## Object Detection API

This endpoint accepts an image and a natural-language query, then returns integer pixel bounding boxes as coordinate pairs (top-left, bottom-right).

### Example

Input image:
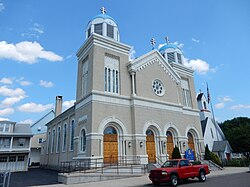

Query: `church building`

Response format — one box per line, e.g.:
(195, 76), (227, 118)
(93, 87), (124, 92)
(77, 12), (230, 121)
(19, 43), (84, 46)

(41, 8), (205, 168)
(197, 93), (232, 161)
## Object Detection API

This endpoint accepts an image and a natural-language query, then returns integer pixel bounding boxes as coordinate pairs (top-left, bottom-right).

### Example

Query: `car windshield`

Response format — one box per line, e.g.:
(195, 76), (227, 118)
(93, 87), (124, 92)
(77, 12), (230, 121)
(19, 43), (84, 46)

(161, 160), (179, 168)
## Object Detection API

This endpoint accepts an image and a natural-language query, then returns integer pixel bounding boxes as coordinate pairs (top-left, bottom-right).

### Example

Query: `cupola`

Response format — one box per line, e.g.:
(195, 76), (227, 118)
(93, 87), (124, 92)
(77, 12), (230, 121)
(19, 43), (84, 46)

(158, 36), (184, 65)
(85, 7), (120, 41)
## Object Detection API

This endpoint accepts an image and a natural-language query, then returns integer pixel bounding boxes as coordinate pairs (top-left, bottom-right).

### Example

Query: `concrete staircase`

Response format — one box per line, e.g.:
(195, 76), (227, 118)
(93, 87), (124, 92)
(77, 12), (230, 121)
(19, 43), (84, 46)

(202, 160), (223, 171)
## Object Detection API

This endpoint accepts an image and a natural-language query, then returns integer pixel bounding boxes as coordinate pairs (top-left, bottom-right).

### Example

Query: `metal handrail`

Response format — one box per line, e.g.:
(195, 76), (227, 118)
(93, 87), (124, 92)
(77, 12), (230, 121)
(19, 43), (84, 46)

(59, 155), (145, 174)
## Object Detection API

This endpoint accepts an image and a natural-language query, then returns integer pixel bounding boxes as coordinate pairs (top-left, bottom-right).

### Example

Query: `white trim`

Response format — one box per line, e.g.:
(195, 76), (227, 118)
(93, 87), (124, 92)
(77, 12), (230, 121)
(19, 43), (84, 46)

(164, 122), (181, 137)
(98, 116), (127, 135)
(128, 50), (181, 84)
(143, 121), (162, 136)
(75, 91), (200, 117)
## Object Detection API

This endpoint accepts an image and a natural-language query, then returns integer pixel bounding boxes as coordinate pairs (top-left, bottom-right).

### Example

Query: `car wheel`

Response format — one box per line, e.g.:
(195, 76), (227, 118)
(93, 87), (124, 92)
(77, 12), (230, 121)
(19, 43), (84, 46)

(199, 171), (206, 182)
(170, 175), (178, 186)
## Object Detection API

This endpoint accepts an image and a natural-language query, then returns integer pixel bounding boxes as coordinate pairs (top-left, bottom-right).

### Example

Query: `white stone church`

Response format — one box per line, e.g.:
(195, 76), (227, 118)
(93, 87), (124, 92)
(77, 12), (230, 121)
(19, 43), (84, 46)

(41, 8), (205, 168)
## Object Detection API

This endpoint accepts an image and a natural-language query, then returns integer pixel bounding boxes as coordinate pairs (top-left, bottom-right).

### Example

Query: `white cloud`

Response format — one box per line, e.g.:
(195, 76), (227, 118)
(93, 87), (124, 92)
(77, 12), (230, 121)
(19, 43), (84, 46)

(230, 104), (250, 110)
(0, 86), (26, 97)
(16, 77), (32, 86)
(0, 77), (13, 84)
(0, 108), (14, 116)
(1, 96), (26, 107)
(184, 58), (210, 74)
(21, 23), (44, 39)
(39, 80), (54, 88)
(215, 96), (233, 109)
(192, 38), (200, 43)
(173, 41), (184, 49)
(19, 119), (33, 125)
(0, 3), (4, 12)
(17, 102), (53, 113)
(63, 100), (75, 110)
(0, 117), (9, 121)
(215, 102), (225, 109)
(32, 23), (44, 34)
(19, 80), (32, 86)
(0, 41), (63, 64)
(219, 96), (233, 103)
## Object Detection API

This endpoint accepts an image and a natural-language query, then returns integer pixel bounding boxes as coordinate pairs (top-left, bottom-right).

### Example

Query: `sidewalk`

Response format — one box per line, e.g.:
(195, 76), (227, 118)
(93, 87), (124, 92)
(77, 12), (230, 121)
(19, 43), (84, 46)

(36, 167), (249, 187)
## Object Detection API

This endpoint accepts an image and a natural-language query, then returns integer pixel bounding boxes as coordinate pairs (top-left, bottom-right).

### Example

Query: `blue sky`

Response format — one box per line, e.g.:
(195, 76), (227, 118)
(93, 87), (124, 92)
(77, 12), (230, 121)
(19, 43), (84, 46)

(0, 0), (249, 124)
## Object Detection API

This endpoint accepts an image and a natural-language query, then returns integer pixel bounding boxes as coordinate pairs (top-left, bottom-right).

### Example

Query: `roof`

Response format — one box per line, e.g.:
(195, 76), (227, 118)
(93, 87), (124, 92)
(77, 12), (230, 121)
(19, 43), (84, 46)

(31, 110), (55, 128)
(158, 43), (182, 53)
(197, 93), (204, 101)
(201, 117), (208, 136)
(212, 140), (232, 152)
(92, 14), (116, 23)
(14, 123), (32, 134)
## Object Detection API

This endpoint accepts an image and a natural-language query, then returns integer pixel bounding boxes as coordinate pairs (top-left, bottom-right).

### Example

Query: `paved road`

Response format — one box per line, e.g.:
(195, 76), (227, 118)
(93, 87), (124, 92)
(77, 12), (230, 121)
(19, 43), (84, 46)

(178, 172), (250, 187)
(9, 167), (249, 187)
(10, 168), (59, 187)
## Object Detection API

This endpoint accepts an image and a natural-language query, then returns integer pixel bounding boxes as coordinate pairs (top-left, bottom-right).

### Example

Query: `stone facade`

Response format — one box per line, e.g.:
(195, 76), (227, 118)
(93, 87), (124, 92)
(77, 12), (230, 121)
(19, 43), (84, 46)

(41, 10), (204, 168)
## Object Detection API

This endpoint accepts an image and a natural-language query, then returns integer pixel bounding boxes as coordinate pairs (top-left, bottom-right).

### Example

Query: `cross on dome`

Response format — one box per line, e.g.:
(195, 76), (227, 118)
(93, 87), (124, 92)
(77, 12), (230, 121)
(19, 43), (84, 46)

(100, 7), (106, 14)
(165, 36), (169, 44)
(150, 38), (156, 49)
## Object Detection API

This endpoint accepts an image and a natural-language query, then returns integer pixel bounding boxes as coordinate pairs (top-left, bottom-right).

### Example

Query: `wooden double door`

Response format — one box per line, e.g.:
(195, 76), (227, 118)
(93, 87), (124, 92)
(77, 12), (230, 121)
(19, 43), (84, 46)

(166, 133), (174, 159)
(146, 134), (156, 163)
(103, 134), (118, 164)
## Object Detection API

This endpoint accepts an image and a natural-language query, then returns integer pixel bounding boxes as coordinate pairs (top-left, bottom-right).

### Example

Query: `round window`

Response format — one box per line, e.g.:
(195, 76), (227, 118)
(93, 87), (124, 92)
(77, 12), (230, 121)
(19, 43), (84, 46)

(152, 79), (165, 96)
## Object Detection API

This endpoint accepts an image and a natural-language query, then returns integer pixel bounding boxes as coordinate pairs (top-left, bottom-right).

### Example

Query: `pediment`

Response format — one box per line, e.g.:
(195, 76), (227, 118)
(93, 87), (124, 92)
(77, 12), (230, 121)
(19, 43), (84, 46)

(128, 50), (181, 84)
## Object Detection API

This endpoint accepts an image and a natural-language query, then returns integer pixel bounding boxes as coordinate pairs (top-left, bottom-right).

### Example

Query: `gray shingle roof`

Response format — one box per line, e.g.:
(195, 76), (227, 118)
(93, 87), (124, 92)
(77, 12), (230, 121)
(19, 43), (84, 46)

(14, 123), (32, 134)
(212, 140), (232, 152)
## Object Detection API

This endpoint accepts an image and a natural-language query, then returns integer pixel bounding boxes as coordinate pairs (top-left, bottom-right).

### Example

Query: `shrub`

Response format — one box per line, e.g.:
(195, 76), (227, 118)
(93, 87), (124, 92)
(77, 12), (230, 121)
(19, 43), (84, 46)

(191, 161), (201, 165)
(204, 144), (211, 160)
(172, 146), (182, 159)
(210, 152), (222, 166)
(226, 159), (250, 167)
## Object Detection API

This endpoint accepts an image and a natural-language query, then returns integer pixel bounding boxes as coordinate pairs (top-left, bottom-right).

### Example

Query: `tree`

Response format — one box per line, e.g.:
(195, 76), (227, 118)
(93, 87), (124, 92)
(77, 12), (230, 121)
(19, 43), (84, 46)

(219, 117), (250, 159)
(204, 144), (211, 160)
(172, 146), (182, 159)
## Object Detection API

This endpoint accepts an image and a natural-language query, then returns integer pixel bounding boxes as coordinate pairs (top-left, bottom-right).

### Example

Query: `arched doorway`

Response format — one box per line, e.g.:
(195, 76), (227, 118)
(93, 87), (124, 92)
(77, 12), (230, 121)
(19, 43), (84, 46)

(146, 129), (156, 163)
(188, 132), (196, 155)
(103, 126), (118, 164)
(166, 131), (174, 159)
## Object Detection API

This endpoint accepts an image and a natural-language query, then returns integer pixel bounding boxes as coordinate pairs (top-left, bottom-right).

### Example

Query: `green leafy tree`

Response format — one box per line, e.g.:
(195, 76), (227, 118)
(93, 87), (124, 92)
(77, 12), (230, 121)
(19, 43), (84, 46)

(172, 146), (182, 159)
(219, 117), (250, 159)
(204, 144), (211, 160)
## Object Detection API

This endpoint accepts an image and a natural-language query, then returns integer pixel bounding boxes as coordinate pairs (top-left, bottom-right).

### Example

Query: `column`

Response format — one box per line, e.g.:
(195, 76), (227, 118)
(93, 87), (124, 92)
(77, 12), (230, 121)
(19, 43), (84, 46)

(131, 72), (136, 96)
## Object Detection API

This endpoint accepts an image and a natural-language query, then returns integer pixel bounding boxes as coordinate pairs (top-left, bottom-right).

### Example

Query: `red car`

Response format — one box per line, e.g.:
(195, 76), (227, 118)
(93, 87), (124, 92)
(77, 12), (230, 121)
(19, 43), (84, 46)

(149, 159), (210, 186)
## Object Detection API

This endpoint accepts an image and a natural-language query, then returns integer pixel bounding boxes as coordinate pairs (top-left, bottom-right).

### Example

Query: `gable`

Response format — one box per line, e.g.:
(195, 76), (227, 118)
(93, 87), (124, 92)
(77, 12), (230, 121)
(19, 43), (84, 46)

(128, 50), (181, 84)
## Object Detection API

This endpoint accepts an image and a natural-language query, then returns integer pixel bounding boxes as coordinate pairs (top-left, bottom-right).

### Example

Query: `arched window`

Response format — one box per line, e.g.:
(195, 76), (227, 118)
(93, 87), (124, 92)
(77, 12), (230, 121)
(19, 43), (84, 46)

(203, 101), (207, 109)
(104, 126), (117, 134)
(70, 120), (75, 151)
(47, 131), (51, 154)
(80, 129), (86, 152)
(146, 129), (154, 136)
(104, 54), (120, 94)
(51, 129), (56, 153)
(56, 126), (61, 153)
(62, 123), (67, 152)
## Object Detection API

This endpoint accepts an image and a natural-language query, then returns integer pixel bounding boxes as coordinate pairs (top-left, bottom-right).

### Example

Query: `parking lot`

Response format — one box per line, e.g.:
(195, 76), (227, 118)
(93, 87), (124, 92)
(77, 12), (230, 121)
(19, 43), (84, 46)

(10, 168), (59, 187)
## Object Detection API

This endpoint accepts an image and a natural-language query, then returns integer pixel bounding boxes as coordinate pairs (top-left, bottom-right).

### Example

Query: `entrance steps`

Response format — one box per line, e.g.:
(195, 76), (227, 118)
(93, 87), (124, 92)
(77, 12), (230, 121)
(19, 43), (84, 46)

(202, 160), (223, 171)
(58, 164), (147, 185)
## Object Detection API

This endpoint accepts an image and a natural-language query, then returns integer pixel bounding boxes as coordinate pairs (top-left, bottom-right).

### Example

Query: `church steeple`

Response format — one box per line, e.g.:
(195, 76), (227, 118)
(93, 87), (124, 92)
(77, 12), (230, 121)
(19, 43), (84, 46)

(85, 7), (120, 41)
(197, 92), (212, 121)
